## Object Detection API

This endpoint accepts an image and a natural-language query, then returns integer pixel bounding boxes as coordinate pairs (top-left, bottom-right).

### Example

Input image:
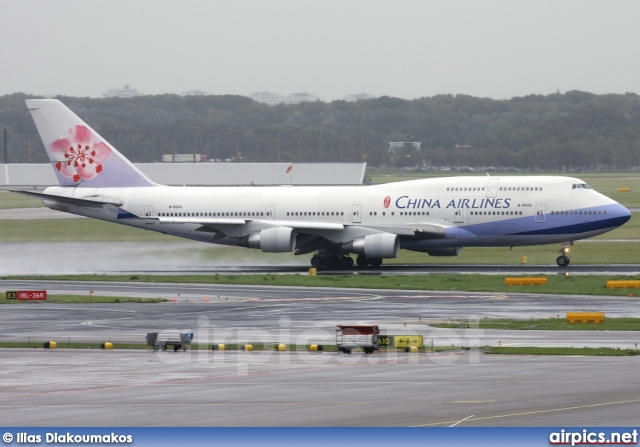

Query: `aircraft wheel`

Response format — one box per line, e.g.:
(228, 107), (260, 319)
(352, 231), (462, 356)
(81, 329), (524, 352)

(356, 254), (369, 267)
(556, 255), (570, 267)
(325, 256), (340, 269)
(340, 256), (354, 269)
(369, 258), (383, 268)
(310, 255), (322, 268)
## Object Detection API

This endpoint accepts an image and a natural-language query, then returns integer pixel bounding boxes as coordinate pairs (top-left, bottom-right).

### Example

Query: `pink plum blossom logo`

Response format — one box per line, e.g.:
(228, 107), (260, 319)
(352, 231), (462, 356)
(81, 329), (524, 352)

(50, 125), (112, 183)
(383, 196), (391, 208)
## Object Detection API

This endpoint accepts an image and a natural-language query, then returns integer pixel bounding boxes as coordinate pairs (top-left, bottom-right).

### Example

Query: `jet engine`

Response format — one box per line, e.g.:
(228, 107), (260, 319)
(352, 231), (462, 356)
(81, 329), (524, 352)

(238, 227), (296, 253)
(342, 233), (400, 258)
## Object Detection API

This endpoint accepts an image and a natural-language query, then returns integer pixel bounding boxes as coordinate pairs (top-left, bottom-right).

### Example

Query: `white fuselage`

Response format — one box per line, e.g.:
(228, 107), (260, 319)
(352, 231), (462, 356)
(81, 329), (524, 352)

(42, 175), (631, 254)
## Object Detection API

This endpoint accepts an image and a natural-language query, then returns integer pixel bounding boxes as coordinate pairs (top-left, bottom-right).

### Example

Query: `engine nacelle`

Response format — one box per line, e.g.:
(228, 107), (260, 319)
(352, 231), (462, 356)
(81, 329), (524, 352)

(425, 247), (461, 257)
(343, 233), (400, 259)
(238, 227), (296, 253)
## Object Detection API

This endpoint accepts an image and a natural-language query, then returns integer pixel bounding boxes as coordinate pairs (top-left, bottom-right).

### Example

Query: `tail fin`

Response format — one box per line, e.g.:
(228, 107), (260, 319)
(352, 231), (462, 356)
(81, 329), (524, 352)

(26, 99), (157, 188)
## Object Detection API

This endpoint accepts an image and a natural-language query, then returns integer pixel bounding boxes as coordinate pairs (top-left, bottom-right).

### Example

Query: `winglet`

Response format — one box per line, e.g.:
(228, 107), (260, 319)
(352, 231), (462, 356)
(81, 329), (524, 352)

(26, 99), (157, 188)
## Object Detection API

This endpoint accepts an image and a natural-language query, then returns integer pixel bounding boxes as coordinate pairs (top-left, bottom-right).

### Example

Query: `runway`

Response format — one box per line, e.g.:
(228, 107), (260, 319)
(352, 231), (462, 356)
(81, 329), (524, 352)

(2, 280), (639, 347)
(1, 280), (640, 426)
(2, 241), (640, 275)
(2, 349), (639, 427)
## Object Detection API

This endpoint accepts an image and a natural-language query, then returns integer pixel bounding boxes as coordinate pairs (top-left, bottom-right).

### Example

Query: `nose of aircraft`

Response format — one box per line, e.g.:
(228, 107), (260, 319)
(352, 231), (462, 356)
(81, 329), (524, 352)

(614, 202), (632, 226)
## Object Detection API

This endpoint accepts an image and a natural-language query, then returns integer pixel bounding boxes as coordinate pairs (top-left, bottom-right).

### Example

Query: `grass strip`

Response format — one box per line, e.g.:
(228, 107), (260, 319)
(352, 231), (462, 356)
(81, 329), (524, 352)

(485, 346), (640, 356)
(0, 294), (167, 304)
(3, 273), (640, 297)
(3, 342), (638, 356)
(0, 341), (463, 353)
(433, 317), (640, 331)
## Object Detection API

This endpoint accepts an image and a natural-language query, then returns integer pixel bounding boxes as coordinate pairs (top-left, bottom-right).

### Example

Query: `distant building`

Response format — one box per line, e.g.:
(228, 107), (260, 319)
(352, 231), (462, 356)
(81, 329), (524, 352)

(250, 91), (319, 105)
(388, 142), (422, 153)
(161, 154), (208, 163)
(249, 91), (284, 105)
(102, 85), (142, 98)
(282, 92), (319, 104)
(181, 90), (211, 96)
(343, 93), (375, 102)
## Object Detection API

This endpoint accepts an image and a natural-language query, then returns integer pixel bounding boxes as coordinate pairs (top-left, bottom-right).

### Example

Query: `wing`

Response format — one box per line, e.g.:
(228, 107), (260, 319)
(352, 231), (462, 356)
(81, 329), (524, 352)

(148, 215), (448, 254)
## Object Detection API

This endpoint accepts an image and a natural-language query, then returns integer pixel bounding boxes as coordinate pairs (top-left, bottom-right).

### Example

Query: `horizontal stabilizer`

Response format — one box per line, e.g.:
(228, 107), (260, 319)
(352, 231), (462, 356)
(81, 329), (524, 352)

(9, 190), (123, 208)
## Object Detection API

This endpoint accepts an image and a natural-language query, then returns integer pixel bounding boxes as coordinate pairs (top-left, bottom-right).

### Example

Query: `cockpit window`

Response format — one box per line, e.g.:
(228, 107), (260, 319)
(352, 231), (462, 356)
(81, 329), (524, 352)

(572, 183), (592, 190)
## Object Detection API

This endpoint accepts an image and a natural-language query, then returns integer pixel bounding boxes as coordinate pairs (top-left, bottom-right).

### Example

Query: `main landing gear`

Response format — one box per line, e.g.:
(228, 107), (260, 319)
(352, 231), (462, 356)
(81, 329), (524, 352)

(356, 254), (382, 268)
(310, 250), (383, 269)
(556, 245), (571, 267)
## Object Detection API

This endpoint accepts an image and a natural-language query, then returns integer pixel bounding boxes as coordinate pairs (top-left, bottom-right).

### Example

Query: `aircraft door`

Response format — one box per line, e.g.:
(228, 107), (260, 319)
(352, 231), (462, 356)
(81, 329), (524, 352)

(454, 208), (465, 224)
(486, 178), (500, 198)
(352, 204), (362, 223)
(143, 205), (155, 224)
(535, 204), (546, 223)
(265, 205), (275, 219)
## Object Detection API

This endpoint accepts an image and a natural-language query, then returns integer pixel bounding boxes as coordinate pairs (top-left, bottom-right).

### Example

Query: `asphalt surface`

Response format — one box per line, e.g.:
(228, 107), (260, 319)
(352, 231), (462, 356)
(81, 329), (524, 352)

(1, 281), (640, 426)
(2, 240), (640, 275)
(2, 349), (639, 427)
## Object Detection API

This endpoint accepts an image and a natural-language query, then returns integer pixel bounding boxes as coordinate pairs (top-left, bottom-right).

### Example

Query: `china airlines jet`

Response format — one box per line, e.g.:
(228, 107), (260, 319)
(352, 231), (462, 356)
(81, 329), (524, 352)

(14, 99), (631, 269)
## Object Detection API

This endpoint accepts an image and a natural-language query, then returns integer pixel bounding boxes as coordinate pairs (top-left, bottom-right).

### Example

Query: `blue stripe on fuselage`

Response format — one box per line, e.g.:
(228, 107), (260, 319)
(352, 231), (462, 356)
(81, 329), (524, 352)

(512, 215), (630, 236)
(458, 205), (630, 237)
(116, 210), (138, 219)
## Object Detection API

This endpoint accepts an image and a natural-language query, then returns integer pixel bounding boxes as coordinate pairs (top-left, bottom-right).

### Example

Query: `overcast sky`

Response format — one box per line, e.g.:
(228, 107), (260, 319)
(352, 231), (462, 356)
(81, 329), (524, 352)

(1, 0), (639, 101)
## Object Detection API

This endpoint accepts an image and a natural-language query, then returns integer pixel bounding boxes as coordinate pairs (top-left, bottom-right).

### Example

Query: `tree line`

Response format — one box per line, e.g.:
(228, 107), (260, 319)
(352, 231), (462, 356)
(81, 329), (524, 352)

(1, 90), (640, 170)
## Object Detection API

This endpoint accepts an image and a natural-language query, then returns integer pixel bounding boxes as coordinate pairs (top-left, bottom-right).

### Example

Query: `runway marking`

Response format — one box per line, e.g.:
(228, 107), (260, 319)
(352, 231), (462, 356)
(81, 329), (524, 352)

(449, 414), (475, 427)
(387, 295), (508, 300)
(258, 296), (378, 302)
(451, 401), (495, 404)
(0, 402), (371, 407)
(412, 396), (640, 427)
(1, 306), (136, 314)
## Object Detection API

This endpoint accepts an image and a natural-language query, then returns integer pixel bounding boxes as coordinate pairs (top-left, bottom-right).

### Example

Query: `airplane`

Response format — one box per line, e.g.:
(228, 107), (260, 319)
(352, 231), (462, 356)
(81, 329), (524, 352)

(12, 99), (632, 269)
